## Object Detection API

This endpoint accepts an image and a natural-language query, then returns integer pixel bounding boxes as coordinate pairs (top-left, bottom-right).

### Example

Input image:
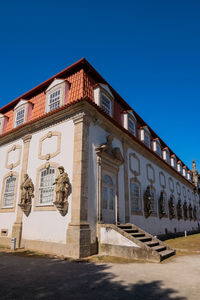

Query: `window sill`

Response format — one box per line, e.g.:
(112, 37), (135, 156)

(34, 203), (56, 211)
(131, 211), (143, 216)
(0, 207), (15, 213)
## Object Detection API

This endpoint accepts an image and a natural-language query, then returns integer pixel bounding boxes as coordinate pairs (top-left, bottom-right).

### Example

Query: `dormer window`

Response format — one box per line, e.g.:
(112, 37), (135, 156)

(153, 138), (162, 157)
(162, 147), (170, 164)
(140, 126), (151, 148)
(0, 114), (8, 134)
(122, 110), (136, 136)
(177, 161), (183, 174)
(171, 155), (177, 170)
(183, 166), (187, 177)
(187, 171), (192, 181)
(94, 84), (114, 117)
(13, 99), (32, 128)
(45, 79), (70, 113)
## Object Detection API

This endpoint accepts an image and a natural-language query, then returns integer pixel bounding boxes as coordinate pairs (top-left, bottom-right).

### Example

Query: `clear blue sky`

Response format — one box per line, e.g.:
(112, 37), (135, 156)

(0, 0), (200, 170)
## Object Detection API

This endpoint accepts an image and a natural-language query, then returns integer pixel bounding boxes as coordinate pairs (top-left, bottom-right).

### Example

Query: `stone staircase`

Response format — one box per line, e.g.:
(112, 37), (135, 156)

(118, 224), (175, 261)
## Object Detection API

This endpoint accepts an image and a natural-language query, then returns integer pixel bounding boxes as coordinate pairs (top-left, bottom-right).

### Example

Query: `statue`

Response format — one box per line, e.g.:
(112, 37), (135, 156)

(159, 191), (166, 218)
(177, 199), (183, 220)
(53, 166), (71, 216)
(144, 186), (152, 218)
(20, 174), (34, 205)
(168, 195), (175, 219)
(192, 159), (199, 188)
(19, 174), (34, 216)
(183, 200), (188, 220)
(189, 203), (193, 220)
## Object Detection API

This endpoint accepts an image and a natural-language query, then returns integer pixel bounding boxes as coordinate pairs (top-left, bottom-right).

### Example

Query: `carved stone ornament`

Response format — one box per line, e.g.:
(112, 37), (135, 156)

(53, 166), (71, 216)
(177, 199), (183, 220)
(168, 196), (175, 220)
(189, 203), (193, 220)
(192, 159), (199, 188)
(193, 205), (197, 221)
(159, 191), (166, 219)
(18, 174), (34, 217)
(183, 200), (188, 220)
(144, 186), (152, 218)
(95, 135), (124, 166)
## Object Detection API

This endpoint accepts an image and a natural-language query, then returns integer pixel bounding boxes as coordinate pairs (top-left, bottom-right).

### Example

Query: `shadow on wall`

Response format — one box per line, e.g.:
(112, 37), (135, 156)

(0, 253), (186, 300)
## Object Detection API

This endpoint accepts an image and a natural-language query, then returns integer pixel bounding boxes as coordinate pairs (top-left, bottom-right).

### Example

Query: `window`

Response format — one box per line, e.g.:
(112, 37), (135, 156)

(153, 139), (162, 157)
(128, 118), (136, 136)
(3, 176), (16, 207)
(144, 133), (151, 148)
(177, 161), (182, 174)
(150, 188), (157, 213)
(38, 167), (55, 205)
(102, 175), (114, 210)
(130, 181), (140, 212)
(101, 94), (112, 116)
(49, 89), (61, 111)
(15, 109), (25, 127)
(171, 155), (177, 170)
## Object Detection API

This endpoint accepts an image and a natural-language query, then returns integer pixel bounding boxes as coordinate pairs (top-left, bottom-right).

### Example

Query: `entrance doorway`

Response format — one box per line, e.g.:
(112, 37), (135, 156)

(102, 174), (115, 223)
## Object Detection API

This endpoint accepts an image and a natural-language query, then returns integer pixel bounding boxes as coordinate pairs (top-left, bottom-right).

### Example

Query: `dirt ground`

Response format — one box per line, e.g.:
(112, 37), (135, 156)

(0, 250), (199, 300)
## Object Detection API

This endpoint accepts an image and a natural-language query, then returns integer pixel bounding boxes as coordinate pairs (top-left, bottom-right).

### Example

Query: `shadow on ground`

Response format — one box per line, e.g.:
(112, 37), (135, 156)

(0, 252), (186, 300)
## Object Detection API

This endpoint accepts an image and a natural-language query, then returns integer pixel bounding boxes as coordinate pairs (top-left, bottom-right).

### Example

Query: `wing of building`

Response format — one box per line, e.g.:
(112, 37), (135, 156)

(0, 58), (199, 261)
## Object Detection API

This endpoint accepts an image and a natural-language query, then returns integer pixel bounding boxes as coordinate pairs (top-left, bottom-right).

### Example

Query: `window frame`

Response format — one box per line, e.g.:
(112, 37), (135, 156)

(100, 92), (113, 116)
(38, 167), (56, 206)
(45, 79), (68, 113)
(13, 100), (29, 128)
(140, 126), (151, 148)
(130, 178), (142, 214)
(0, 172), (19, 213)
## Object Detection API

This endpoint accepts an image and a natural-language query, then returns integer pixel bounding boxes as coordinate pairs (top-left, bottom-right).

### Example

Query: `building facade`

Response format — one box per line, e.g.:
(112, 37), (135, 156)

(0, 58), (199, 258)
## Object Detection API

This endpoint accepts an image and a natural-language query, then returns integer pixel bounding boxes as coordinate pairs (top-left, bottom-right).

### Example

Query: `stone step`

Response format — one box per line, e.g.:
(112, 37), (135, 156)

(160, 249), (176, 261)
(138, 236), (152, 242)
(131, 232), (145, 238)
(118, 225), (132, 230)
(124, 229), (138, 234)
(145, 241), (160, 247)
(152, 245), (166, 252)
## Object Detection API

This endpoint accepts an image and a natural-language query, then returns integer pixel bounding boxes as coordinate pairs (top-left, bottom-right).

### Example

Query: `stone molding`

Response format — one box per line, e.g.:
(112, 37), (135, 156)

(129, 152), (140, 176)
(146, 163), (155, 184)
(0, 171), (19, 213)
(38, 131), (61, 160)
(5, 145), (22, 170)
(168, 177), (174, 193)
(159, 171), (166, 188)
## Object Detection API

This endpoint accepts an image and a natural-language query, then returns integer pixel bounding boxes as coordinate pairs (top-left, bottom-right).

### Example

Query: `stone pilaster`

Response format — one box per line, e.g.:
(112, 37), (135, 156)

(66, 112), (91, 258)
(122, 141), (130, 223)
(12, 134), (32, 248)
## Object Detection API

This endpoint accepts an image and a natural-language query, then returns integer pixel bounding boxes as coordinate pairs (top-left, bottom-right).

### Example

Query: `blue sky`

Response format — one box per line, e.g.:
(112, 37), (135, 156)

(0, 0), (200, 170)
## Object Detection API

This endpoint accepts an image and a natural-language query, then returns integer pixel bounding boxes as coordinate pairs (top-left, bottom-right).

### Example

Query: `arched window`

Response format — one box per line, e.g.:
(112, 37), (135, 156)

(102, 175), (114, 210)
(38, 167), (55, 205)
(130, 180), (141, 213)
(150, 188), (157, 213)
(3, 176), (16, 207)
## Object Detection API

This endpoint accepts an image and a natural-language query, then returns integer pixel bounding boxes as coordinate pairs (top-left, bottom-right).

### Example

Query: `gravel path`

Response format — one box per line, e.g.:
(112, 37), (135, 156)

(0, 252), (199, 299)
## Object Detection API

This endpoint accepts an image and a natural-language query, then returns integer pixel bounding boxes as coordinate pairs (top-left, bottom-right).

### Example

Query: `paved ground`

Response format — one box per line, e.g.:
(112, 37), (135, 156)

(0, 252), (199, 299)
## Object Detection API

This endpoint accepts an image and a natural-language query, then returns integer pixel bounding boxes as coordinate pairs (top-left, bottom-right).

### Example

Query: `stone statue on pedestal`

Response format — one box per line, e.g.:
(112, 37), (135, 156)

(168, 195), (175, 219)
(144, 186), (152, 218)
(19, 174), (34, 216)
(159, 191), (166, 218)
(183, 200), (188, 220)
(177, 199), (183, 220)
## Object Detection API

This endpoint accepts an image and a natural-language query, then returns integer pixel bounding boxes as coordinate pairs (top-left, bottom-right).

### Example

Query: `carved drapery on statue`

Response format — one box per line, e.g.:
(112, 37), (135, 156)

(183, 200), (188, 220)
(144, 186), (152, 218)
(53, 166), (71, 216)
(189, 203), (193, 220)
(159, 191), (166, 218)
(177, 199), (183, 220)
(18, 174), (34, 216)
(168, 196), (175, 219)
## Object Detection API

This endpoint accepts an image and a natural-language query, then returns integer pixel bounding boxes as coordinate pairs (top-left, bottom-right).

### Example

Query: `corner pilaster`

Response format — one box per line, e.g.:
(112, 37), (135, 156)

(122, 141), (130, 223)
(12, 134), (32, 248)
(66, 112), (91, 258)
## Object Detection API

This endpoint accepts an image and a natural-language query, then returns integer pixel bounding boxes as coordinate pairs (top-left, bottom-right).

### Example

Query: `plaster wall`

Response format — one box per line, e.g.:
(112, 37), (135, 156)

(0, 139), (23, 237)
(22, 120), (74, 243)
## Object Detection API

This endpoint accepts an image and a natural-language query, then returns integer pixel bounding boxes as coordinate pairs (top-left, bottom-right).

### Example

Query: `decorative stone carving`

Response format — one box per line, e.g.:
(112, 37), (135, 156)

(144, 186), (152, 218)
(177, 199), (183, 220)
(159, 191), (166, 219)
(193, 205), (197, 221)
(189, 203), (193, 220)
(183, 200), (188, 220)
(18, 174), (34, 217)
(95, 135), (124, 165)
(53, 166), (71, 216)
(38, 131), (61, 161)
(168, 196), (175, 219)
(5, 144), (22, 170)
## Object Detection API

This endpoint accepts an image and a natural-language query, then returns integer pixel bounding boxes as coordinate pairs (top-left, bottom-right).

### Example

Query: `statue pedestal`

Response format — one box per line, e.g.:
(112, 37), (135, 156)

(53, 200), (69, 216)
(18, 203), (31, 217)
